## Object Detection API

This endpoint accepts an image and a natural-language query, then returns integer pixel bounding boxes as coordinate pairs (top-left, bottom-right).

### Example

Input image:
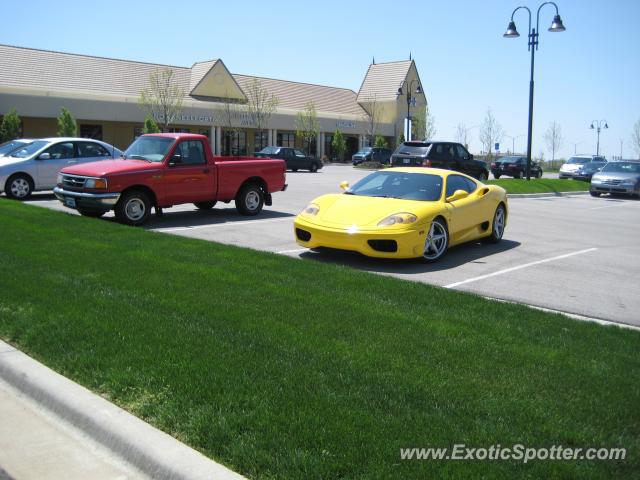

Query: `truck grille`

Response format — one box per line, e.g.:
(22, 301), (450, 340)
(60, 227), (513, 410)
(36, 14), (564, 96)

(61, 174), (88, 189)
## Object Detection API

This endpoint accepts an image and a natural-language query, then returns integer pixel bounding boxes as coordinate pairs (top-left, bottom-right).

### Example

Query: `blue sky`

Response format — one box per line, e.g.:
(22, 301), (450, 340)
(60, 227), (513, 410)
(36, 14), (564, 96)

(3, 0), (639, 158)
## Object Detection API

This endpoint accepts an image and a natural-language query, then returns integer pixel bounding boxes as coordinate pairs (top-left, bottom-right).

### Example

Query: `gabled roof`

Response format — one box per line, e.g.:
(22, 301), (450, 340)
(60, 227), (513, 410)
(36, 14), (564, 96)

(356, 60), (413, 103)
(190, 59), (246, 100)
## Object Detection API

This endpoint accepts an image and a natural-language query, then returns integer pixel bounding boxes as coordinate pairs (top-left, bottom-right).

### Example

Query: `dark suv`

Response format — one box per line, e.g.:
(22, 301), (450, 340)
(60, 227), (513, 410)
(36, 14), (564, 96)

(352, 147), (393, 165)
(491, 156), (543, 179)
(390, 141), (489, 180)
(255, 146), (322, 172)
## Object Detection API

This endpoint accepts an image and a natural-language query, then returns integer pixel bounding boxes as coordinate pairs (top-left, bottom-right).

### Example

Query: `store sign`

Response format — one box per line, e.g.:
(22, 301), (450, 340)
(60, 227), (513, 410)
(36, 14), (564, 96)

(337, 120), (356, 129)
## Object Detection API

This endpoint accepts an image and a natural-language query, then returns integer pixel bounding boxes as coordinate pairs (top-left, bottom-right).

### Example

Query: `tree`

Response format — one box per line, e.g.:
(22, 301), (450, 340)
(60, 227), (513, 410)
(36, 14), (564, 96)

(543, 121), (564, 162)
(295, 101), (320, 156)
(631, 118), (640, 159)
(455, 122), (470, 149)
(360, 95), (383, 146)
(0, 108), (21, 142)
(57, 107), (77, 137)
(139, 68), (185, 132)
(142, 114), (160, 134)
(412, 104), (436, 141)
(243, 78), (279, 151)
(479, 108), (504, 159)
(374, 135), (387, 148)
(214, 94), (244, 155)
(331, 129), (346, 162)
(397, 133), (405, 146)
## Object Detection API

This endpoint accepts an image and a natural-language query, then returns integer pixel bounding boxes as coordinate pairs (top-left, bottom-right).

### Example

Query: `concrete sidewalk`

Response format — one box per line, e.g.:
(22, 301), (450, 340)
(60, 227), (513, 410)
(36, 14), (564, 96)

(0, 340), (245, 480)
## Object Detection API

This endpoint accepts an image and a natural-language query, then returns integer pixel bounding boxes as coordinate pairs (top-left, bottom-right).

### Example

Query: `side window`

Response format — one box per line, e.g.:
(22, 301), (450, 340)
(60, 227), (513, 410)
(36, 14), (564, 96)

(445, 144), (456, 160)
(428, 144), (444, 160)
(77, 142), (110, 158)
(446, 175), (475, 197)
(455, 145), (469, 159)
(294, 149), (306, 157)
(44, 142), (75, 160)
(175, 140), (205, 165)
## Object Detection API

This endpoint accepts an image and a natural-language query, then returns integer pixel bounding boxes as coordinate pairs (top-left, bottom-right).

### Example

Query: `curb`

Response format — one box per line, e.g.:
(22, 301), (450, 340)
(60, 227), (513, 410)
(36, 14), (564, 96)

(507, 191), (589, 198)
(0, 340), (246, 480)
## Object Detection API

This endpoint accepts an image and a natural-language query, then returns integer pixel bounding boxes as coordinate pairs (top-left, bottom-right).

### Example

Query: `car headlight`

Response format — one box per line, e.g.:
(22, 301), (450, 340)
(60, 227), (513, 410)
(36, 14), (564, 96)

(85, 178), (108, 189)
(301, 203), (320, 216)
(377, 212), (417, 226)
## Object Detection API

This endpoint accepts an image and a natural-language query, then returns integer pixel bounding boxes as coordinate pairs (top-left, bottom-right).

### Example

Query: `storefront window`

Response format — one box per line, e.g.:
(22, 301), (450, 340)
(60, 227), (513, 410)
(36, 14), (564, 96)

(80, 124), (103, 140)
(222, 130), (246, 156)
(277, 132), (295, 148)
(254, 130), (268, 152)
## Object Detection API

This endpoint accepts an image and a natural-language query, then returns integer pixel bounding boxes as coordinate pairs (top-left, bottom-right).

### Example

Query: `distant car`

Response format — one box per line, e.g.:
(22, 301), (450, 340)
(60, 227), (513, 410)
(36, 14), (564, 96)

(573, 160), (607, 182)
(590, 161), (640, 197)
(352, 147), (393, 165)
(0, 139), (32, 157)
(559, 155), (606, 179)
(491, 156), (543, 179)
(0, 138), (122, 199)
(390, 141), (489, 180)
(255, 146), (322, 172)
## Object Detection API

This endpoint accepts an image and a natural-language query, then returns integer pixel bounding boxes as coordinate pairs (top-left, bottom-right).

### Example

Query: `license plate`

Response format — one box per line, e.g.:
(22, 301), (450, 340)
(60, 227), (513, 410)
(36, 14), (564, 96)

(64, 197), (76, 208)
(403, 158), (410, 164)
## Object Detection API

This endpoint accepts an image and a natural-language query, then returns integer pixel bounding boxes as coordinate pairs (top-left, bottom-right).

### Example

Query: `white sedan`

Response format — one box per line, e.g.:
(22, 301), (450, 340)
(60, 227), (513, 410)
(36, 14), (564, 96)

(0, 137), (122, 199)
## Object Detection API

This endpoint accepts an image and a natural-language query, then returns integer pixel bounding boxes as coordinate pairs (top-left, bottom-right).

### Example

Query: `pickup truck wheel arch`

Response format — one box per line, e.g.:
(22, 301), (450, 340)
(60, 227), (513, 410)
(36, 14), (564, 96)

(115, 189), (152, 226)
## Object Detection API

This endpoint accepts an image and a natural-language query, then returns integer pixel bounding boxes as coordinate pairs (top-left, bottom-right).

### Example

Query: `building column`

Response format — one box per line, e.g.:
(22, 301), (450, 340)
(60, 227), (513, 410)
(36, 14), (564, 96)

(209, 126), (216, 155)
(319, 132), (325, 158)
(267, 129), (273, 146)
(273, 129), (278, 145)
(316, 132), (322, 158)
(358, 134), (364, 150)
(215, 126), (222, 155)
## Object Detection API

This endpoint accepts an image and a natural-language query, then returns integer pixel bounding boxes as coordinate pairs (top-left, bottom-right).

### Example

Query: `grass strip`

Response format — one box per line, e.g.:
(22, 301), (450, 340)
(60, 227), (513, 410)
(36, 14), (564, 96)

(487, 178), (589, 194)
(0, 200), (638, 479)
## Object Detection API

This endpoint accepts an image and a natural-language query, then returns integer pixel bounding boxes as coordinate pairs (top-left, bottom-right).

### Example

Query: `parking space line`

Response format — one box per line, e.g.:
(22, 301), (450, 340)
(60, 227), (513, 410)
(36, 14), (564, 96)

(152, 217), (293, 232)
(276, 248), (308, 254)
(444, 248), (598, 289)
(590, 202), (639, 210)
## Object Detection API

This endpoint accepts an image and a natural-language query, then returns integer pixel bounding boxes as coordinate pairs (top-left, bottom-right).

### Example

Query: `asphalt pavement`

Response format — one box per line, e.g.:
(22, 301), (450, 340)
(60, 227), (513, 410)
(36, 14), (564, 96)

(22, 165), (640, 327)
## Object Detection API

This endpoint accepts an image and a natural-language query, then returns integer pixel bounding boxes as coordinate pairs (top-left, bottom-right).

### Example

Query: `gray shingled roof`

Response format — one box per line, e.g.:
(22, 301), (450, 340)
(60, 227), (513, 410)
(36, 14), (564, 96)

(0, 44), (366, 116)
(356, 60), (413, 103)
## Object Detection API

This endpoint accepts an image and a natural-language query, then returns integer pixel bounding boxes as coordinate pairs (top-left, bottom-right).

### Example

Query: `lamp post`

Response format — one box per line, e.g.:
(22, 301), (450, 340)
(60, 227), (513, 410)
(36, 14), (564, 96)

(571, 141), (583, 154)
(397, 80), (423, 141)
(504, 134), (525, 154)
(590, 119), (608, 156)
(503, 2), (566, 180)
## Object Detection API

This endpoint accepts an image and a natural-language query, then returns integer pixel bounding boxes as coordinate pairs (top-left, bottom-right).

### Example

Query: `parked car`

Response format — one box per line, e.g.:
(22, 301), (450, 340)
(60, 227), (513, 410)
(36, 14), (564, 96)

(0, 138), (122, 199)
(0, 139), (32, 157)
(559, 155), (606, 179)
(490, 156), (543, 179)
(352, 147), (393, 165)
(54, 134), (288, 225)
(294, 167), (507, 262)
(255, 146), (322, 172)
(390, 141), (489, 180)
(590, 161), (640, 197)
(573, 160), (607, 182)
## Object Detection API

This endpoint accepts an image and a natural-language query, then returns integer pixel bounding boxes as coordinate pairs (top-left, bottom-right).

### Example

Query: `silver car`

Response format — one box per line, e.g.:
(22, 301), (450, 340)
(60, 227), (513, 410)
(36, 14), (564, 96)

(0, 137), (122, 199)
(559, 155), (606, 179)
(590, 161), (640, 197)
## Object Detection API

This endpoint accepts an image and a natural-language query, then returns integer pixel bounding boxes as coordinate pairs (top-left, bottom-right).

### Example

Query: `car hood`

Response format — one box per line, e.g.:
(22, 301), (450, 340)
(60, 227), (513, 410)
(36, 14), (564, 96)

(592, 172), (640, 182)
(560, 163), (583, 172)
(60, 159), (162, 177)
(0, 156), (28, 168)
(303, 193), (440, 229)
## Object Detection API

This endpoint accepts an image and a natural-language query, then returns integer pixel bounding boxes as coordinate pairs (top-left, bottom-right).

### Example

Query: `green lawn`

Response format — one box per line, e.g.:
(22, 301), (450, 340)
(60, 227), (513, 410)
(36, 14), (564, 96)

(487, 178), (589, 194)
(0, 200), (638, 479)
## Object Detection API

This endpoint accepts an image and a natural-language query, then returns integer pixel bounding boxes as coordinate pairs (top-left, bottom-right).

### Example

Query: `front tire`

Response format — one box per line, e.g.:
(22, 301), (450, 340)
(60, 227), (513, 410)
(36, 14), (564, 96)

(486, 204), (506, 243)
(310, 163), (319, 173)
(115, 190), (151, 226)
(477, 171), (488, 181)
(590, 190), (601, 197)
(421, 218), (449, 263)
(235, 184), (264, 216)
(536, 170), (543, 178)
(78, 208), (106, 218)
(494, 174), (501, 179)
(5, 174), (34, 200)
(194, 201), (217, 210)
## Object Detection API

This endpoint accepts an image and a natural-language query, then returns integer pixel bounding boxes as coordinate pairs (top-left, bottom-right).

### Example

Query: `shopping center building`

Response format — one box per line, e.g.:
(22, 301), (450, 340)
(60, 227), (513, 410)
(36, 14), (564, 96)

(0, 44), (426, 159)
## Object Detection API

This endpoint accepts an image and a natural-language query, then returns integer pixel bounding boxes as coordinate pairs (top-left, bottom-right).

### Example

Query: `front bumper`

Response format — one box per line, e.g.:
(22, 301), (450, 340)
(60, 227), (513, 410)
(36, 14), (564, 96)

(53, 187), (121, 210)
(590, 183), (638, 195)
(294, 216), (428, 259)
(558, 171), (576, 179)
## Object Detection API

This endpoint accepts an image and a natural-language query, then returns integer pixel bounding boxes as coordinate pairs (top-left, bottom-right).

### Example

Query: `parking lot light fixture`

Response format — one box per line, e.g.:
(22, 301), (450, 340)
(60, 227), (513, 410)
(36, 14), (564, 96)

(397, 80), (423, 141)
(590, 119), (609, 156)
(503, 2), (566, 180)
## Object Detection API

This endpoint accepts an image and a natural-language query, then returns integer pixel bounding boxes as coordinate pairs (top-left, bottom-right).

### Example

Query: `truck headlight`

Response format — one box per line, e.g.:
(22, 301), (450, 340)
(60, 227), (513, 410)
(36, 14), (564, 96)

(85, 178), (108, 189)
(378, 212), (417, 226)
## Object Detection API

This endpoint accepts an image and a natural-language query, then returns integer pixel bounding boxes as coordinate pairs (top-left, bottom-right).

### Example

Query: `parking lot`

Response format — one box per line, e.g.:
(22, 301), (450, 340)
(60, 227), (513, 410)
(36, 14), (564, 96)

(24, 165), (640, 327)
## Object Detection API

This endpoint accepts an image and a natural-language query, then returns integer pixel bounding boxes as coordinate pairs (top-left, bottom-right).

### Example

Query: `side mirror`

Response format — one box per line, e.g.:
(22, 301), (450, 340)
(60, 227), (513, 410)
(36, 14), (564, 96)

(38, 152), (51, 160)
(340, 180), (350, 191)
(446, 189), (469, 203)
(169, 153), (182, 166)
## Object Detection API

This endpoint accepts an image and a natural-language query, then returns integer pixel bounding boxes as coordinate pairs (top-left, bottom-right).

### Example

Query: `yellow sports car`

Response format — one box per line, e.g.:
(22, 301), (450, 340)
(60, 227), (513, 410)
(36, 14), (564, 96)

(294, 167), (508, 262)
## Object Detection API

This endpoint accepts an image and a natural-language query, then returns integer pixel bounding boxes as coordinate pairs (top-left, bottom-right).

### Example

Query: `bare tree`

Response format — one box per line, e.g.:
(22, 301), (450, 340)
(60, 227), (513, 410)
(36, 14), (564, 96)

(455, 122), (469, 149)
(360, 95), (383, 146)
(479, 109), (504, 158)
(213, 94), (243, 155)
(543, 121), (564, 162)
(412, 104), (436, 141)
(295, 101), (320, 156)
(139, 68), (185, 132)
(631, 118), (640, 159)
(243, 78), (279, 150)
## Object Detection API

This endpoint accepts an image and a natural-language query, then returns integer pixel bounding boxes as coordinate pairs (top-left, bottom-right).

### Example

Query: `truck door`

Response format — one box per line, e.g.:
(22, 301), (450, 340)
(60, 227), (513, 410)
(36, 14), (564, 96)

(163, 139), (217, 204)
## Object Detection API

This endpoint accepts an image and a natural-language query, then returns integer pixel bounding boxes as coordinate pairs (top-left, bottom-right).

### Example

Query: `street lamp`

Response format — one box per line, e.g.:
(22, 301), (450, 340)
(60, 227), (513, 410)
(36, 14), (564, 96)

(504, 134), (525, 154)
(571, 141), (583, 154)
(503, 2), (566, 180)
(397, 80), (423, 141)
(590, 119), (608, 156)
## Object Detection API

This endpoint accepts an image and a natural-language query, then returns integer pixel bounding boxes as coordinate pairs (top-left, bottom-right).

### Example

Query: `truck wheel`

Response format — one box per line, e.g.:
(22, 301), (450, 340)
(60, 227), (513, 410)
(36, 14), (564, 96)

(494, 174), (501, 179)
(477, 171), (488, 181)
(310, 163), (318, 173)
(78, 208), (106, 218)
(194, 201), (217, 210)
(236, 184), (264, 216)
(115, 190), (151, 226)
(5, 174), (34, 200)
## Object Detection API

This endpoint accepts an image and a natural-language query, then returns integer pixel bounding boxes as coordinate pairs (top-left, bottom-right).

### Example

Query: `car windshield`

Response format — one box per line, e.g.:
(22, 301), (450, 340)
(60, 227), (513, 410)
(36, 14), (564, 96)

(601, 162), (640, 174)
(567, 157), (589, 164)
(582, 162), (606, 171)
(355, 148), (373, 155)
(0, 140), (29, 156)
(346, 171), (443, 201)
(259, 146), (279, 154)
(10, 140), (49, 158)
(393, 142), (431, 156)
(124, 136), (175, 162)
(497, 156), (521, 163)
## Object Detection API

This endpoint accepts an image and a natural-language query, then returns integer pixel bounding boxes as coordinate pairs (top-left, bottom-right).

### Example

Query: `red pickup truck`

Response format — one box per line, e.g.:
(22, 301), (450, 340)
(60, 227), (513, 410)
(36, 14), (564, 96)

(54, 133), (287, 225)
